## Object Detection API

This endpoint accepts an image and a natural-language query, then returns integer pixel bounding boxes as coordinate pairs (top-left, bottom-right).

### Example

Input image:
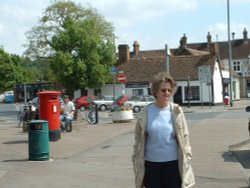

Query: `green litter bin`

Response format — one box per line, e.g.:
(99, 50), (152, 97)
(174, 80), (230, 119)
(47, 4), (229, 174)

(28, 120), (49, 161)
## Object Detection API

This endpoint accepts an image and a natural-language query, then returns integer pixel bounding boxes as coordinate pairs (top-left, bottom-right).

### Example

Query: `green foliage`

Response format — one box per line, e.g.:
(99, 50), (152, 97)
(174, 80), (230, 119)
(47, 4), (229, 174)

(20, 57), (55, 83)
(25, 0), (116, 92)
(0, 48), (27, 93)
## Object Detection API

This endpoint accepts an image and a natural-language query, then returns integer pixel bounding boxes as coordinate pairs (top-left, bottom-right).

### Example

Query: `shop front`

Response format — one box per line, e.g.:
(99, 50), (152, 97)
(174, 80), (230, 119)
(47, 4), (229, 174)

(14, 83), (56, 102)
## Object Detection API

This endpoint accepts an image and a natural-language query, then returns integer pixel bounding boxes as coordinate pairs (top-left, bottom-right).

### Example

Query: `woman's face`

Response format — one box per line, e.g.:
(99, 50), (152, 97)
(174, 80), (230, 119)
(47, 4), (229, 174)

(155, 82), (172, 102)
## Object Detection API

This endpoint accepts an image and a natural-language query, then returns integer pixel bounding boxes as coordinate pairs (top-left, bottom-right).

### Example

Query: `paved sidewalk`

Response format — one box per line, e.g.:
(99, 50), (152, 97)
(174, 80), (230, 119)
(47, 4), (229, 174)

(0, 100), (250, 187)
(190, 111), (250, 187)
(189, 100), (250, 187)
(0, 120), (136, 188)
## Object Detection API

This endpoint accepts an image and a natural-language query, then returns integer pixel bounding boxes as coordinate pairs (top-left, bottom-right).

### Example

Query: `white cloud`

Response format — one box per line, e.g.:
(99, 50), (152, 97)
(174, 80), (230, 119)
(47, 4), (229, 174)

(202, 0), (250, 5)
(0, 0), (47, 25)
(86, 0), (200, 50)
(208, 23), (249, 41)
(85, 0), (198, 28)
(1, 0), (250, 55)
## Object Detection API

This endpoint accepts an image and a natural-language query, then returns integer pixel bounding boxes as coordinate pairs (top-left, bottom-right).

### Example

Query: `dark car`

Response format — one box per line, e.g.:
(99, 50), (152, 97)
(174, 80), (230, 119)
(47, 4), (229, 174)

(246, 106), (250, 137)
(74, 96), (94, 111)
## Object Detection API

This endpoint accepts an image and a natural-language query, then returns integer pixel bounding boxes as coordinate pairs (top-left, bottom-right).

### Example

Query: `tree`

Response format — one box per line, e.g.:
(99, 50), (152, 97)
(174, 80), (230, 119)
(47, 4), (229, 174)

(0, 48), (27, 93)
(20, 57), (55, 83)
(25, 1), (116, 93)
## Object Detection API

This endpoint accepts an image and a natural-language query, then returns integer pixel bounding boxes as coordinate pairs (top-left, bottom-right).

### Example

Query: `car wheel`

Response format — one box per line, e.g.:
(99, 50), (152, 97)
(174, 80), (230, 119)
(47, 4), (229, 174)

(133, 106), (141, 113)
(99, 105), (107, 111)
(80, 106), (86, 111)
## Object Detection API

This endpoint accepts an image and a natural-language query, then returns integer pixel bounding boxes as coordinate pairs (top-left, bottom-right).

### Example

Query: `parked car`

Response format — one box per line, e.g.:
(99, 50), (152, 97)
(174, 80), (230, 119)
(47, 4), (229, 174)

(4, 95), (14, 103)
(246, 106), (250, 137)
(1, 91), (14, 103)
(0, 94), (4, 102)
(113, 95), (129, 107)
(28, 97), (39, 109)
(125, 95), (155, 113)
(94, 96), (114, 111)
(73, 96), (94, 111)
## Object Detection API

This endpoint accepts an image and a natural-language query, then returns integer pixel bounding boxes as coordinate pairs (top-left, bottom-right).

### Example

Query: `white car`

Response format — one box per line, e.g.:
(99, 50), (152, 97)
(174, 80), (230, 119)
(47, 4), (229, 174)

(0, 94), (4, 102)
(94, 96), (115, 111)
(0, 91), (14, 102)
(125, 95), (155, 113)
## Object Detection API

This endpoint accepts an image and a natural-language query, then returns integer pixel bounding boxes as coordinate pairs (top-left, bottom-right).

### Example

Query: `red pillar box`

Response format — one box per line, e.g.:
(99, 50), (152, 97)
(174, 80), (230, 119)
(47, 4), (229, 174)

(224, 96), (229, 106)
(37, 91), (61, 141)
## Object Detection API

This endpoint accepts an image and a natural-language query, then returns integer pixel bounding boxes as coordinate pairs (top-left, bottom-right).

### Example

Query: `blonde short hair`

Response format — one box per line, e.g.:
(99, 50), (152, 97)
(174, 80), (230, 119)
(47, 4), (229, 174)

(150, 72), (177, 98)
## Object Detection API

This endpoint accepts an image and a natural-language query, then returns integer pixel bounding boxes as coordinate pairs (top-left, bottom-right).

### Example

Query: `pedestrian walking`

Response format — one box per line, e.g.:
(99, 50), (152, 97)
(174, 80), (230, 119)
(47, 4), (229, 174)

(132, 72), (195, 188)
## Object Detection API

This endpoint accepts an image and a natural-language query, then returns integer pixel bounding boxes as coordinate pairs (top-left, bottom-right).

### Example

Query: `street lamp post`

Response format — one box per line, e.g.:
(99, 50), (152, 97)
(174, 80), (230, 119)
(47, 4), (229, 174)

(187, 76), (191, 108)
(246, 55), (250, 97)
(111, 66), (117, 102)
(24, 83), (27, 104)
(165, 44), (170, 74)
(227, 0), (233, 107)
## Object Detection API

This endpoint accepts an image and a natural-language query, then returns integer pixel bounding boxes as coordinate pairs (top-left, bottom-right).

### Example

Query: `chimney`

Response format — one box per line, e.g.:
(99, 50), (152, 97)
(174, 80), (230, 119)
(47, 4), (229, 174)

(179, 34), (187, 48)
(133, 41), (140, 55)
(207, 32), (212, 44)
(209, 43), (218, 55)
(243, 28), (248, 41)
(118, 45), (130, 63)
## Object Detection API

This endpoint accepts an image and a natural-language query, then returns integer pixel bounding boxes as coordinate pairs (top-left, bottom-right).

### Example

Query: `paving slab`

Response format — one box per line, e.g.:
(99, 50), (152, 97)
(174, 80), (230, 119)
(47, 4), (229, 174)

(1, 100), (250, 187)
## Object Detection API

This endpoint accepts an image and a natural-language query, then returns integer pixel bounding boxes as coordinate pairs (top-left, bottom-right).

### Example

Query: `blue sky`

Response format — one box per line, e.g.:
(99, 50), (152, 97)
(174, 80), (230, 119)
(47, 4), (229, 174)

(0, 0), (250, 55)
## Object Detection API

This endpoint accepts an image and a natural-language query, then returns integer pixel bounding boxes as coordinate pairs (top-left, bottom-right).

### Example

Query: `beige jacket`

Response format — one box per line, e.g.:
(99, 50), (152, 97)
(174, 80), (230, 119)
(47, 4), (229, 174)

(132, 102), (195, 188)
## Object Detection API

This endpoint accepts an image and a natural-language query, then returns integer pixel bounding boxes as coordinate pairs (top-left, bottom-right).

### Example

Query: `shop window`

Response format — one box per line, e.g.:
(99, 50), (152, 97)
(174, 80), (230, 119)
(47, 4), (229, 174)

(185, 86), (200, 100)
(132, 89), (143, 96)
(94, 89), (102, 96)
(81, 89), (88, 96)
(247, 80), (250, 91)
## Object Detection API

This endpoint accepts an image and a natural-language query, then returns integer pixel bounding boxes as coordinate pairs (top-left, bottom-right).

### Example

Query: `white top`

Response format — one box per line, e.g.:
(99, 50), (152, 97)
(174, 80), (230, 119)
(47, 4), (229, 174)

(144, 103), (178, 162)
(61, 101), (75, 118)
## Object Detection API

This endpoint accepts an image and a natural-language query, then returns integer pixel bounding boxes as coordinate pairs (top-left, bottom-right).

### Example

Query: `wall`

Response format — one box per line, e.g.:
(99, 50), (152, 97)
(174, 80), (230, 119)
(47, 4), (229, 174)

(79, 78), (223, 104)
(233, 77), (240, 100)
(100, 84), (150, 97)
(78, 62), (225, 104)
(177, 80), (212, 104)
(213, 62), (223, 103)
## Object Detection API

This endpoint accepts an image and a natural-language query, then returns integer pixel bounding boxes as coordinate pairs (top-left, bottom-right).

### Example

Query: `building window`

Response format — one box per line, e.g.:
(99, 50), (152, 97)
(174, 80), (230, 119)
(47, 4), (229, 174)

(148, 88), (151, 96)
(241, 60), (250, 76)
(132, 89), (143, 96)
(185, 86), (200, 101)
(233, 61), (241, 72)
(81, 88), (88, 96)
(94, 89), (102, 96)
(247, 80), (250, 91)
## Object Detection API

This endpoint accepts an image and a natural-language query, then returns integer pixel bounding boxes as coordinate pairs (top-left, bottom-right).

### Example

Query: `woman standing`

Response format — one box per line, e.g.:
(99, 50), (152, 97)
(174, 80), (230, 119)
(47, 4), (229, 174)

(132, 72), (195, 188)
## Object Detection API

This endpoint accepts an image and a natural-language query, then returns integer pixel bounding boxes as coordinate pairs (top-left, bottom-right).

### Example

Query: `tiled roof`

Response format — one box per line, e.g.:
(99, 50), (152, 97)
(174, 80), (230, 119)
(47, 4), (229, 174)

(117, 54), (216, 83)
(172, 47), (210, 56)
(170, 55), (216, 81)
(117, 58), (165, 83)
(187, 39), (250, 60)
(218, 40), (250, 59)
(130, 49), (165, 59)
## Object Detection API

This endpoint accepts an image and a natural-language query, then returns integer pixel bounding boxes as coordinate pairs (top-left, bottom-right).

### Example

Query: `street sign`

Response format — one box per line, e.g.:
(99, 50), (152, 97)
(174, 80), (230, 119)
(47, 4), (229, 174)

(198, 66), (211, 83)
(111, 66), (117, 75)
(117, 73), (126, 83)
